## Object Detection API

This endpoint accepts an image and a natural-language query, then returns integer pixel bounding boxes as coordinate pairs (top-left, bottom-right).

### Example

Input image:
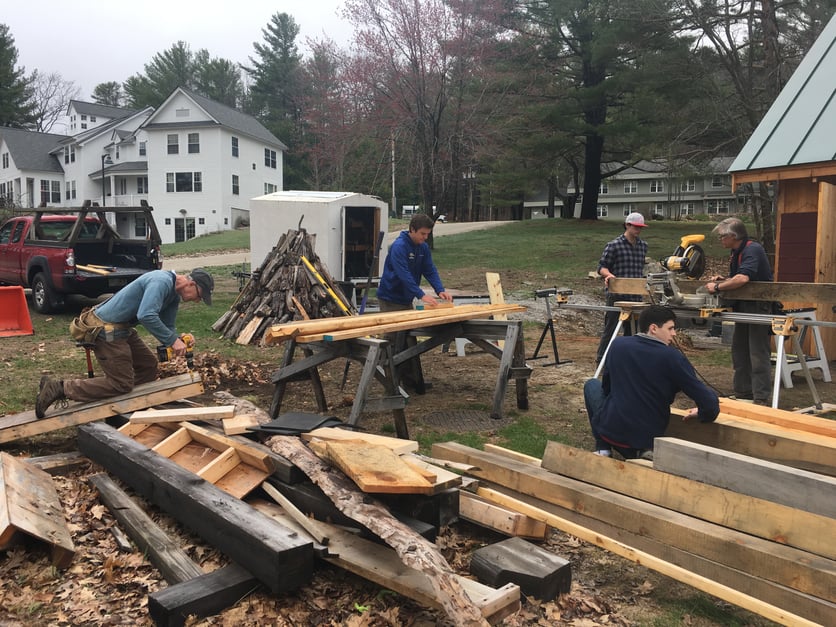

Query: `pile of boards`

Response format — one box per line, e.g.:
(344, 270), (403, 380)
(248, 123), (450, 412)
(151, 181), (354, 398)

(212, 227), (355, 345)
(431, 398), (836, 626)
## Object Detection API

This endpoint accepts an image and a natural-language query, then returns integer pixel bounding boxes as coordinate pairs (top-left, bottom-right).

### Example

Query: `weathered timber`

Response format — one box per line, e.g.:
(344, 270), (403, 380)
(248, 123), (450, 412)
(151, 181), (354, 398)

(653, 438), (836, 520)
(470, 536), (570, 601)
(607, 278), (836, 303)
(0, 452), (75, 568)
(431, 442), (836, 601)
(88, 473), (205, 584)
(477, 485), (829, 626)
(666, 408), (836, 476)
(77, 423), (314, 594)
(0, 374), (204, 444)
(147, 563), (260, 627)
(25, 451), (89, 476)
(459, 491), (548, 540)
(268, 436), (490, 627)
(718, 398), (836, 438)
(541, 441), (836, 560)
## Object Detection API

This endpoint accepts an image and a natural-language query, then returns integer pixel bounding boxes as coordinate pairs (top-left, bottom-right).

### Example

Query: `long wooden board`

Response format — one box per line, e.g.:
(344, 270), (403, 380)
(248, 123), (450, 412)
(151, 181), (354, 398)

(607, 278), (836, 303)
(653, 438), (836, 520)
(0, 452), (75, 568)
(431, 442), (836, 601)
(0, 374), (204, 444)
(459, 490), (547, 540)
(129, 405), (236, 424)
(540, 441), (836, 560)
(718, 398), (836, 438)
(301, 427), (419, 454)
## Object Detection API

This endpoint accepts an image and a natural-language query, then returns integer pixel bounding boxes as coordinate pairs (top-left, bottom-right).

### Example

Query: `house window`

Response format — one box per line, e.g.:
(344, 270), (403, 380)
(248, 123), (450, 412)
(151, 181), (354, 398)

(188, 133), (200, 154)
(652, 202), (665, 216)
(70, 146), (75, 163)
(264, 148), (277, 169)
(81, 114), (87, 121)
(198, 217), (205, 225)
(51, 181), (61, 203)
(623, 181), (637, 194)
(166, 172), (203, 192)
(2, 152), (9, 168)
(165, 218), (172, 225)
(139, 141), (147, 156)
(70, 181), (76, 200)
(706, 200), (730, 214)
(264, 182), (278, 194)
(64, 148), (69, 164)
(90, 116), (97, 123)
(680, 179), (695, 192)
(66, 182), (71, 200)
(622, 204), (635, 216)
(81, 123), (87, 129)
(650, 180), (665, 193)
(40, 181), (50, 204)
(231, 137), (239, 157)
(596, 204), (608, 218)
(599, 182), (608, 194)
(711, 175), (725, 188)
(134, 214), (147, 237)
(137, 176), (148, 194)
(175, 108), (190, 118)
(232, 175), (239, 195)
(119, 179), (127, 195)
(167, 134), (179, 155)
(116, 146), (120, 159)
(680, 202), (695, 216)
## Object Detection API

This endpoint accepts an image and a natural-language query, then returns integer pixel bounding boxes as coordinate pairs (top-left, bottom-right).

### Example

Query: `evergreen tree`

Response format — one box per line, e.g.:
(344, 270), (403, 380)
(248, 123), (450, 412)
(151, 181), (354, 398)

(0, 24), (35, 128)
(92, 82), (125, 107)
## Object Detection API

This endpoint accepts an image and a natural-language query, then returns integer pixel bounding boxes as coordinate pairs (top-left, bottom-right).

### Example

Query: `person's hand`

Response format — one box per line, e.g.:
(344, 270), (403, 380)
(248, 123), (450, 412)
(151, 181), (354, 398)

(171, 336), (187, 357)
(682, 409), (699, 421)
(438, 291), (454, 302)
(421, 294), (440, 307)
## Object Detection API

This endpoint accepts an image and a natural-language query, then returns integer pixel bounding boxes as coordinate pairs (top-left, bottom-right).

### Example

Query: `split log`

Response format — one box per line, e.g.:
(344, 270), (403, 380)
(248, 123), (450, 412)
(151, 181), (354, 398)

(268, 436), (489, 627)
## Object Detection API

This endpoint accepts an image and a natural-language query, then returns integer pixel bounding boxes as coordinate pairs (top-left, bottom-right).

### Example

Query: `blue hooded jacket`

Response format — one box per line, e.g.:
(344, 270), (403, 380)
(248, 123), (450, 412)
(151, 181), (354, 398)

(376, 231), (444, 305)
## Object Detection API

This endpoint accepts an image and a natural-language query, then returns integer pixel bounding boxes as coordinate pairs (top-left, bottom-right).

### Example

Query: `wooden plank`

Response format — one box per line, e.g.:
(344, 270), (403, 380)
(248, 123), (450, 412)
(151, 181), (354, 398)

(179, 422), (274, 473)
(666, 407), (836, 476)
(222, 414), (259, 435)
(401, 454), (463, 492)
(319, 519), (520, 624)
(459, 491), (548, 540)
(301, 427), (419, 455)
(0, 374), (204, 444)
(25, 451), (88, 476)
(607, 278), (836, 303)
(148, 563), (260, 627)
(431, 442), (836, 601)
(197, 448), (241, 485)
(653, 438), (836, 520)
(321, 440), (435, 494)
(129, 406), (236, 424)
(477, 486), (822, 627)
(77, 423), (314, 594)
(0, 452), (75, 568)
(718, 398), (836, 438)
(483, 444), (542, 466)
(261, 481), (331, 545)
(540, 441), (836, 560)
(152, 427), (192, 458)
(88, 473), (204, 583)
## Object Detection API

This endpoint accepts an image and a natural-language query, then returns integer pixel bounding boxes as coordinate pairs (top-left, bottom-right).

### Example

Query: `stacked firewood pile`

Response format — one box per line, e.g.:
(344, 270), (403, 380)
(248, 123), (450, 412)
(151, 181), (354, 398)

(212, 228), (355, 345)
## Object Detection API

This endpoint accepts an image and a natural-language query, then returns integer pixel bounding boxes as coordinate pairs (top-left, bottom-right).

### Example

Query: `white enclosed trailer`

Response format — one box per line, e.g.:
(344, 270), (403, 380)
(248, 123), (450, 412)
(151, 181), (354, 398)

(249, 191), (389, 283)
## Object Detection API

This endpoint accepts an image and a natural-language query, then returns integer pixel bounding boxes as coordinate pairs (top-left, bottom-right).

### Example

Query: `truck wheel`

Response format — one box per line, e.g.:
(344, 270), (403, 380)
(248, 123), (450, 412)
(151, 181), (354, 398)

(31, 272), (57, 314)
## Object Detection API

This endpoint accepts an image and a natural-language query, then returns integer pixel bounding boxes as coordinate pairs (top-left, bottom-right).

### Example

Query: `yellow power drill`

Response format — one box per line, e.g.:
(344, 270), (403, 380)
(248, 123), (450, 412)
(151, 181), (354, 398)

(157, 333), (196, 369)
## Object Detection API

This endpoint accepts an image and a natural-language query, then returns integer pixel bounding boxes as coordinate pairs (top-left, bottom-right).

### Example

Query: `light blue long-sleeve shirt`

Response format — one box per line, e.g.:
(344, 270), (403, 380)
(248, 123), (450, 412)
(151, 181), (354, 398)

(94, 270), (181, 346)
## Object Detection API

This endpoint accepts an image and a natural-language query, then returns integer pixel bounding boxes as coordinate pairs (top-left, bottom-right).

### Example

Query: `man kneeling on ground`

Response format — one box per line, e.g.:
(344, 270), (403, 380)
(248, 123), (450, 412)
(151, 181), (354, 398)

(583, 304), (719, 460)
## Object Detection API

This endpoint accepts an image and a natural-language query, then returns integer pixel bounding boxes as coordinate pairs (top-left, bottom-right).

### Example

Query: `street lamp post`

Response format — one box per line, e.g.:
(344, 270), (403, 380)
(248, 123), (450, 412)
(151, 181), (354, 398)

(101, 154), (113, 206)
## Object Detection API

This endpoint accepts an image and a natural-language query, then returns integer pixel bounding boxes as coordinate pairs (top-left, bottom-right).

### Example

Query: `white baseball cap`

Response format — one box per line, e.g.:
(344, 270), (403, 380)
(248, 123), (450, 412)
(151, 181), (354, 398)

(625, 212), (647, 227)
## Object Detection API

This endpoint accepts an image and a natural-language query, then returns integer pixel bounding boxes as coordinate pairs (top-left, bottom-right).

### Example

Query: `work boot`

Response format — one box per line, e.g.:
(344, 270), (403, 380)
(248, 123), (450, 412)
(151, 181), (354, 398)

(36, 376), (67, 419)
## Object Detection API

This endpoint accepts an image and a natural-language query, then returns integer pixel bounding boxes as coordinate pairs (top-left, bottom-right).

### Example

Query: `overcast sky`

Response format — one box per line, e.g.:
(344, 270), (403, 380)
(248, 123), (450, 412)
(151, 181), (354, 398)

(5, 0), (353, 102)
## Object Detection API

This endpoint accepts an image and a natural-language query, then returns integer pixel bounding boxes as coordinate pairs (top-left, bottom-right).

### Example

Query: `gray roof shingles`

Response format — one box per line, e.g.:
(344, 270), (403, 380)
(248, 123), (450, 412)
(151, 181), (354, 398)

(0, 127), (65, 173)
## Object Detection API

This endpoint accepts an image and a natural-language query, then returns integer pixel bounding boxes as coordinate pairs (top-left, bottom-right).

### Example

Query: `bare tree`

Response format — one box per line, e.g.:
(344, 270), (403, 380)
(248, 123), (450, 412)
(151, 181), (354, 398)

(29, 70), (80, 133)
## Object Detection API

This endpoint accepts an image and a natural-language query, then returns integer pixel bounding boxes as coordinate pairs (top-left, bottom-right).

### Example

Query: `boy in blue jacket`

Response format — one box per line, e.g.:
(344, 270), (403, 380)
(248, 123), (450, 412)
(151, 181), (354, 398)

(584, 304), (719, 459)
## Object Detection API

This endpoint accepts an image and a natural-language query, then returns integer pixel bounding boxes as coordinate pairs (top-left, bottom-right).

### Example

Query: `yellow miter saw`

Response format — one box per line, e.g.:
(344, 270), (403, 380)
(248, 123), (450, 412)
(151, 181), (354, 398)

(660, 234), (706, 278)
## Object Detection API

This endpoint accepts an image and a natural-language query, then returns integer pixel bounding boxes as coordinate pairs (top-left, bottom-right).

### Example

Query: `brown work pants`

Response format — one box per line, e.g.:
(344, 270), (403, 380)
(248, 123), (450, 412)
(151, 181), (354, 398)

(63, 330), (159, 402)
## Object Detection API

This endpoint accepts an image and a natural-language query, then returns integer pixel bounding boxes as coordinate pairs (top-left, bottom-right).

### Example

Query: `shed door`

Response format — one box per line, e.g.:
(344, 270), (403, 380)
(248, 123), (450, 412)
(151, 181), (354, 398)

(776, 212), (817, 282)
(342, 206), (380, 279)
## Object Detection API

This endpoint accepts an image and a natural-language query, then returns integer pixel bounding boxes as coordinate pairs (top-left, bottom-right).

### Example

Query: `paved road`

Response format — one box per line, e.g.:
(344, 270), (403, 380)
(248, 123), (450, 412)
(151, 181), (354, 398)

(163, 220), (513, 272)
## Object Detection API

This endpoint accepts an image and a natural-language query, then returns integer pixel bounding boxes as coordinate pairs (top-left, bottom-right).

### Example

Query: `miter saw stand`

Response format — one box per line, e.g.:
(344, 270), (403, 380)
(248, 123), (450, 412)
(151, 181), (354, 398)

(528, 287), (574, 367)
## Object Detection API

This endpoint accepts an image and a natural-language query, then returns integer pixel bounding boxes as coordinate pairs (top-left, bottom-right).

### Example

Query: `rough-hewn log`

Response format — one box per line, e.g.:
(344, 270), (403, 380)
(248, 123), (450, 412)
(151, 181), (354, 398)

(268, 436), (489, 627)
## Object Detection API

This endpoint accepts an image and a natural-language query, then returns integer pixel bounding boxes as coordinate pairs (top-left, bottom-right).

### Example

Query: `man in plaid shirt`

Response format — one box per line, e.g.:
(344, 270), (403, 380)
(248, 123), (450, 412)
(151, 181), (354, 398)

(595, 212), (649, 364)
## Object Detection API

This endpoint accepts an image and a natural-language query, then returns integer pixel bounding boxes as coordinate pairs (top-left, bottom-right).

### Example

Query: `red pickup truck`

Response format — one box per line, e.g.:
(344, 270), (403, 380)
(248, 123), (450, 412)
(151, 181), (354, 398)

(0, 204), (162, 313)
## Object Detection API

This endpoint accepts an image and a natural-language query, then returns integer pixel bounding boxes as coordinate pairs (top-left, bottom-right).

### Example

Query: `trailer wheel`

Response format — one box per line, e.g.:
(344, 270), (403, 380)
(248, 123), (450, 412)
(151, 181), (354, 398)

(31, 272), (57, 314)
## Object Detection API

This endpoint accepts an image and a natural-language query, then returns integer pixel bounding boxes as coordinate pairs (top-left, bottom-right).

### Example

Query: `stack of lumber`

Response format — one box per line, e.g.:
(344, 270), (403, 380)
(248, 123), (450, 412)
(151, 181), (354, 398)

(431, 403), (836, 626)
(212, 228), (355, 345)
(263, 303), (527, 345)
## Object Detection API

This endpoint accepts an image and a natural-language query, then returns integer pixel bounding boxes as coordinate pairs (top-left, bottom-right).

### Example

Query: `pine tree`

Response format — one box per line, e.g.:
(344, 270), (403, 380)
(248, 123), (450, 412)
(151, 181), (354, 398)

(0, 24), (35, 128)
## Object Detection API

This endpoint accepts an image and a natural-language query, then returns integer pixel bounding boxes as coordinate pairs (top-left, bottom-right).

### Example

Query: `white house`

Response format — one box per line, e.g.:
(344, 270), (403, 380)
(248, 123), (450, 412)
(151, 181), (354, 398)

(0, 88), (286, 244)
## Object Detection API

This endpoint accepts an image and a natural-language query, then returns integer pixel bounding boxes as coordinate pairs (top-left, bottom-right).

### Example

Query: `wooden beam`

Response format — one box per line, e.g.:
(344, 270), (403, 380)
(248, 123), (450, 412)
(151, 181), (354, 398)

(77, 423), (314, 594)
(0, 374), (204, 444)
(25, 451), (88, 476)
(718, 398), (836, 438)
(606, 278), (836, 303)
(459, 491), (547, 540)
(540, 441), (836, 560)
(88, 473), (205, 583)
(666, 408), (836, 476)
(431, 442), (836, 601)
(653, 438), (836, 520)
(476, 486), (823, 627)
(731, 162), (836, 186)
(129, 406), (236, 424)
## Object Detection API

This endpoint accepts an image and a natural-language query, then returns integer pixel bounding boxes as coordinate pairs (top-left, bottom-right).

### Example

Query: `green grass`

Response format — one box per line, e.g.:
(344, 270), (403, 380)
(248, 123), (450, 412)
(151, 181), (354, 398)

(161, 228), (250, 256)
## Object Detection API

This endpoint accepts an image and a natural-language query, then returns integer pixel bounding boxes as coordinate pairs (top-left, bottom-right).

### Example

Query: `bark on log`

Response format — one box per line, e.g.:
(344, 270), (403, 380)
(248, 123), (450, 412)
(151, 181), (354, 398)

(268, 436), (489, 627)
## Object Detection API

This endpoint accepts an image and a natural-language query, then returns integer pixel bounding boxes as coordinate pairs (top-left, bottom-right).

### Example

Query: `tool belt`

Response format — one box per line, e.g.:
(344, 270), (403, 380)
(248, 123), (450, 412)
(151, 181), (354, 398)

(69, 308), (132, 343)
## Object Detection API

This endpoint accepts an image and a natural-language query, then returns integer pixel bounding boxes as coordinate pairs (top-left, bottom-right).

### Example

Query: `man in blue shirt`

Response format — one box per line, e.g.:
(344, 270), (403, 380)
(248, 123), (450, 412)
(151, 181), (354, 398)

(706, 217), (774, 404)
(35, 268), (213, 418)
(584, 305), (719, 459)
(595, 212), (649, 364)
(377, 214), (453, 310)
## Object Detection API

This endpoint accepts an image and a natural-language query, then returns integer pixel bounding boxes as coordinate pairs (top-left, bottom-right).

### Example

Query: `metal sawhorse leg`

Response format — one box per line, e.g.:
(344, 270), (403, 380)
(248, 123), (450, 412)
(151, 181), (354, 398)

(528, 288), (573, 367)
